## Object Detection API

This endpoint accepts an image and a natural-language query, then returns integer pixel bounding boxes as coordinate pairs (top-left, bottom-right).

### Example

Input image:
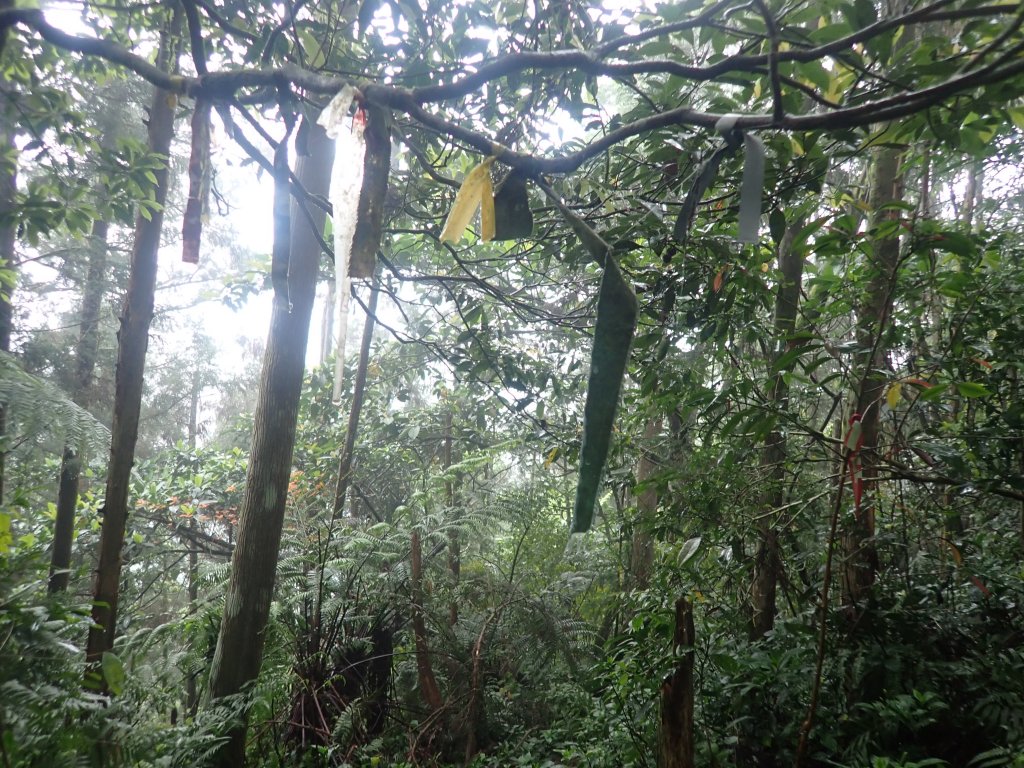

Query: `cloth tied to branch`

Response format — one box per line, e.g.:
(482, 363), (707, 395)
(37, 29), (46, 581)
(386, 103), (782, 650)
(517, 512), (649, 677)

(713, 113), (766, 244)
(318, 86), (367, 402)
(673, 114), (766, 247)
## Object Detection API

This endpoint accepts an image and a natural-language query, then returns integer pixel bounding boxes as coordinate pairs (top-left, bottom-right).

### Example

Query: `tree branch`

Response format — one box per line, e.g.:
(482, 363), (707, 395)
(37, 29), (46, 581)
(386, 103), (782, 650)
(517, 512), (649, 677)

(5, 3), (1024, 182)
(180, 0), (208, 75)
(752, 0), (784, 126)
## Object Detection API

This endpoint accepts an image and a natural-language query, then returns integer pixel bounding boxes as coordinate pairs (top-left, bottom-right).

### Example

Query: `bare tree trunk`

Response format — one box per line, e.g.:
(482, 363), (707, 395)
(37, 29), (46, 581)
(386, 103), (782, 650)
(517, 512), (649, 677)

(85, 12), (179, 679)
(50, 219), (110, 593)
(658, 596), (694, 768)
(750, 221), (805, 639)
(207, 120), (332, 767)
(843, 145), (903, 609)
(332, 272), (379, 517)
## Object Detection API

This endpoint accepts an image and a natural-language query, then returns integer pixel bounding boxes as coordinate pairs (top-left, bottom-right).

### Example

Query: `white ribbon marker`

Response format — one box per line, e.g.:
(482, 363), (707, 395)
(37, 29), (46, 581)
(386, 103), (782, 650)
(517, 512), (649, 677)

(715, 113), (766, 244)
(318, 87), (367, 402)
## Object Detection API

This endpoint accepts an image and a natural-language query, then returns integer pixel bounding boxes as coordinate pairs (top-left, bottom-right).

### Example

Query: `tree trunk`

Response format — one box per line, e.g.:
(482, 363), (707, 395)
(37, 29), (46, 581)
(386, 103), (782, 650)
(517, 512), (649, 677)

(186, 366), (200, 716)
(658, 596), (694, 768)
(961, 157), (983, 230)
(49, 447), (80, 593)
(85, 14), (179, 679)
(410, 528), (444, 714)
(320, 278), (335, 365)
(843, 145), (903, 609)
(207, 120), (333, 767)
(750, 221), (805, 639)
(0, 80), (16, 504)
(332, 272), (379, 518)
(50, 219), (110, 593)
(444, 407), (460, 625)
(628, 416), (661, 589)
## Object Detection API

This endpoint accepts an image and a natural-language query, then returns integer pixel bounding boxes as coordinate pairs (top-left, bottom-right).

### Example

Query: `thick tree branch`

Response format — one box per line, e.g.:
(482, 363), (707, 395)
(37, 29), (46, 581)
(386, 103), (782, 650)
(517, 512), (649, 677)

(6, 2), (1019, 106)
(5, 3), (1024, 181)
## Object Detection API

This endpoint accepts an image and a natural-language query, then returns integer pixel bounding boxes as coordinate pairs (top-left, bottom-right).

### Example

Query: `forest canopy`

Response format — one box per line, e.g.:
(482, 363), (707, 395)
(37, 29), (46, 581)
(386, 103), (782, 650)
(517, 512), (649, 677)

(2, 0), (1024, 766)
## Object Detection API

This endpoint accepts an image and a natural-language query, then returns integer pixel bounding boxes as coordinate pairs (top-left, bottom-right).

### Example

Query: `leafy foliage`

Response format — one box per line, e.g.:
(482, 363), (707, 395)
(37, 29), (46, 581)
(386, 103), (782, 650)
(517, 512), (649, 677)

(3, 0), (1024, 766)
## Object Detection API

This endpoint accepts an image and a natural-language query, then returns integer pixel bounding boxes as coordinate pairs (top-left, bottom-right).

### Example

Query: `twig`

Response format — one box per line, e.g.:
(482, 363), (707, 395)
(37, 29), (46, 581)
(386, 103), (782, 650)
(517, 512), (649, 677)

(793, 452), (847, 768)
(752, 0), (784, 126)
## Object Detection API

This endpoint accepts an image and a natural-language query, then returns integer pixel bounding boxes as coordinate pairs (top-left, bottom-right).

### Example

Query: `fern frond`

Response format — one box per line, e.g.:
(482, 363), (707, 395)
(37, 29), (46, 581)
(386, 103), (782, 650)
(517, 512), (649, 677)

(0, 351), (109, 456)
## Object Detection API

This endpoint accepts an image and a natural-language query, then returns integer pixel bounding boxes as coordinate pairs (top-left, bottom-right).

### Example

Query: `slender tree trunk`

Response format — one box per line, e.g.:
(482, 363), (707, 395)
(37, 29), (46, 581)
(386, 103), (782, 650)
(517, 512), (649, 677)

(444, 408), (460, 626)
(464, 605), (504, 765)
(85, 13), (179, 678)
(50, 220), (110, 593)
(49, 448), (80, 592)
(332, 272), (379, 517)
(320, 278), (335, 366)
(658, 596), (694, 768)
(750, 221), (805, 639)
(74, 220), (111, 397)
(843, 145), (903, 609)
(410, 528), (444, 714)
(1018, 368), (1024, 550)
(628, 271), (678, 591)
(629, 417), (661, 589)
(0, 85), (16, 505)
(186, 366), (200, 716)
(919, 145), (932, 219)
(207, 121), (332, 767)
(961, 158), (983, 231)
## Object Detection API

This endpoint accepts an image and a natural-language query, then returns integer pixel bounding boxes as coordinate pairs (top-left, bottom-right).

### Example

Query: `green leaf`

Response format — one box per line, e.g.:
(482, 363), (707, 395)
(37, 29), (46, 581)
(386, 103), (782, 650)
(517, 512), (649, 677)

(955, 381), (991, 398)
(918, 382), (949, 402)
(101, 652), (126, 695)
(769, 208), (786, 245)
(0, 512), (10, 554)
(843, 0), (877, 29)
(1007, 106), (1024, 131)
(678, 536), (702, 566)
(771, 345), (807, 374)
(934, 231), (977, 258)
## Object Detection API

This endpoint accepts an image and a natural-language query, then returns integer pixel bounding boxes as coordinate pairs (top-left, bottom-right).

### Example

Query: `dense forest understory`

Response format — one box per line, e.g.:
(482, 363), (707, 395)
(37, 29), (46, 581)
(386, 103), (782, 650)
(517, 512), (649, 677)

(2, 0), (1024, 766)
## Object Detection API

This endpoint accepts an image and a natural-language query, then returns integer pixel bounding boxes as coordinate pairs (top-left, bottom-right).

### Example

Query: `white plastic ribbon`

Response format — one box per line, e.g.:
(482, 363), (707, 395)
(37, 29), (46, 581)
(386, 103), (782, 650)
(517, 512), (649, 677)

(318, 87), (366, 402)
(714, 113), (766, 244)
